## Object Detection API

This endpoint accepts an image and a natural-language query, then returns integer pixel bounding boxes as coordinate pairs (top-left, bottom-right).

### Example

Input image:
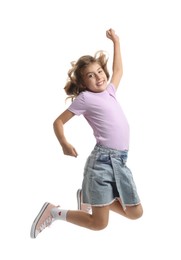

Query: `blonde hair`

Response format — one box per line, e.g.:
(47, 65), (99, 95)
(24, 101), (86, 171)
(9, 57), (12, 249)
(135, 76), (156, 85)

(64, 51), (110, 100)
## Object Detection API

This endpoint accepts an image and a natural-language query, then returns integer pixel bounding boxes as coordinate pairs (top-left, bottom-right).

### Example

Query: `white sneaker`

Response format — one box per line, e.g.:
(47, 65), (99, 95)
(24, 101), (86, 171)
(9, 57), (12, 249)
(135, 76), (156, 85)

(76, 189), (92, 214)
(30, 202), (56, 238)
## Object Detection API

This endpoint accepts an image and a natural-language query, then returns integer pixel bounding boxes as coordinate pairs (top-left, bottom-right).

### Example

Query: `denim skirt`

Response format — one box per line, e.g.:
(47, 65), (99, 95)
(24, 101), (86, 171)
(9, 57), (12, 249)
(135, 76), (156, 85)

(82, 144), (140, 210)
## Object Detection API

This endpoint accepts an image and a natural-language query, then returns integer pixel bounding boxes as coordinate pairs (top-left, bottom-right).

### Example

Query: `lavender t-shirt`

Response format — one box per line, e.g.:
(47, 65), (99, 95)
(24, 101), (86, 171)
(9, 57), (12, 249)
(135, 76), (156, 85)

(68, 83), (130, 150)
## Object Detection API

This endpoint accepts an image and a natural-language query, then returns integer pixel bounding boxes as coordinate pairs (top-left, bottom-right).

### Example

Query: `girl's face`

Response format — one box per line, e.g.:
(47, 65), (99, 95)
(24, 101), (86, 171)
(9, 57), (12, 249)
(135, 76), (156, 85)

(82, 62), (107, 93)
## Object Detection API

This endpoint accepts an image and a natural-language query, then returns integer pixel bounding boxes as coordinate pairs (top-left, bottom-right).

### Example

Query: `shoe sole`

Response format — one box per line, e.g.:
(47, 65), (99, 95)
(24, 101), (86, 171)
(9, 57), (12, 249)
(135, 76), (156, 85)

(76, 189), (82, 210)
(30, 202), (50, 239)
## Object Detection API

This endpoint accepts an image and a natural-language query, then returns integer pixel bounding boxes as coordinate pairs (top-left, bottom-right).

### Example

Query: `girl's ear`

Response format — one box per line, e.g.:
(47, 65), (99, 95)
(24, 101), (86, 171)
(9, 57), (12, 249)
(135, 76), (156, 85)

(80, 81), (88, 93)
(80, 83), (87, 92)
(79, 78), (86, 90)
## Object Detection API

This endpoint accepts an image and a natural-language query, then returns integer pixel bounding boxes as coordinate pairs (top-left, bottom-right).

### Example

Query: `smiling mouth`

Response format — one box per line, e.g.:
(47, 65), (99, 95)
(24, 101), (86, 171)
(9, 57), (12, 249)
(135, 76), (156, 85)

(96, 80), (104, 86)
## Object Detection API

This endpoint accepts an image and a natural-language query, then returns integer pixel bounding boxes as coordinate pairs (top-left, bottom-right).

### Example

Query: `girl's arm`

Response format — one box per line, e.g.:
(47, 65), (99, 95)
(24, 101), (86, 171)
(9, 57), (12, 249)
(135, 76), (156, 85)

(106, 28), (123, 90)
(53, 109), (78, 157)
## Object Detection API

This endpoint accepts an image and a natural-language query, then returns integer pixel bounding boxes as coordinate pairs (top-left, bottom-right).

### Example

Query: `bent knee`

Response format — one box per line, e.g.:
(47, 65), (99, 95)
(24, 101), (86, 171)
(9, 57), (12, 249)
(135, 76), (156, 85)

(90, 219), (108, 231)
(91, 206), (109, 230)
(131, 208), (143, 220)
(126, 204), (143, 220)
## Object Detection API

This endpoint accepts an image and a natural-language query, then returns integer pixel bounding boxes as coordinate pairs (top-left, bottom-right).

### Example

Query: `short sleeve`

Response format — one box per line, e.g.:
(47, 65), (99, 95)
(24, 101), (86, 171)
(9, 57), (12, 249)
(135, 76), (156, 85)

(107, 83), (116, 97)
(68, 92), (86, 116)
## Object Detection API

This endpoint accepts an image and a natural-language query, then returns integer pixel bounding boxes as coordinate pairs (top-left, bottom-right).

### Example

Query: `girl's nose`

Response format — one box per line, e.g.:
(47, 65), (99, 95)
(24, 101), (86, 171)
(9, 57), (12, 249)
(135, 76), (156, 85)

(95, 74), (101, 80)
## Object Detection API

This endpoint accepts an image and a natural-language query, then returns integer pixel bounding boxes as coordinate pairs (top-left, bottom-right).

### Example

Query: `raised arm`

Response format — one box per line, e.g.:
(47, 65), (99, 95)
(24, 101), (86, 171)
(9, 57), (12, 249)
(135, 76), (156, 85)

(106, 28), (123, 90)
(53, 109), (78, 157)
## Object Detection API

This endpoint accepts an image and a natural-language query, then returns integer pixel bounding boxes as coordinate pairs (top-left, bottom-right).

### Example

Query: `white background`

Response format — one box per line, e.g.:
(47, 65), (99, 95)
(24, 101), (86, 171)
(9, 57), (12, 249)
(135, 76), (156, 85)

(0, 0), (181, 259)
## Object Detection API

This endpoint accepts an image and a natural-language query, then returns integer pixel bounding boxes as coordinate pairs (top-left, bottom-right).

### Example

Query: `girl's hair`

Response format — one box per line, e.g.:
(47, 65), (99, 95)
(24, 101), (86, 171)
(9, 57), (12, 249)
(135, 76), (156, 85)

(64, 50), (110, 100)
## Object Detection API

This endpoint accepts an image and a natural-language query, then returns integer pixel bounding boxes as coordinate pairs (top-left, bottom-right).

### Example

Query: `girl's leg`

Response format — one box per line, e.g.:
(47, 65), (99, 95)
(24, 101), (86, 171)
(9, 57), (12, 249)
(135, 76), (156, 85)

(30, 203), (110, 239)
(66, 205), (110, 231)
(30, 201), (143, 238)
(109, 200), (143, 220)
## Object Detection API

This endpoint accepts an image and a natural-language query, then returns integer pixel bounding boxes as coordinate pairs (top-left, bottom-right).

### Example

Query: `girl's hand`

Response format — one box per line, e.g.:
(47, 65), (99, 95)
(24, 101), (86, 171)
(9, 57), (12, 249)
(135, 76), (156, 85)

(106, 28), (119, 42)
(61, 142), (78, 157)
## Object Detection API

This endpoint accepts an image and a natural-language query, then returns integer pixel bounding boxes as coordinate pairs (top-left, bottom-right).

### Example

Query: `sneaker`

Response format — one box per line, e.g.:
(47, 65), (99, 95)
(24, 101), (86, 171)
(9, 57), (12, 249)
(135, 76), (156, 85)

(76, 189), (82, 210)
(76, 189), (92, 214)
(30, 202), (55, 239)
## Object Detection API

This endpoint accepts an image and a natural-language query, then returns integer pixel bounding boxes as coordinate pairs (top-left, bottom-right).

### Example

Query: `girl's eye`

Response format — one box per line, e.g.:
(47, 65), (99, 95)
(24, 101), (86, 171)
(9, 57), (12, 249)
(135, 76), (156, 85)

(98, 70), (103, 74)
(88, 73), (94, 78)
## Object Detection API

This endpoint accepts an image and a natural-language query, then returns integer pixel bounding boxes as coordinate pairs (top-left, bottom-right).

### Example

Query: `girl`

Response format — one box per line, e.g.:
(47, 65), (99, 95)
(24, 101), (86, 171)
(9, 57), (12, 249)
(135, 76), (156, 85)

(30, 28), (143, 239)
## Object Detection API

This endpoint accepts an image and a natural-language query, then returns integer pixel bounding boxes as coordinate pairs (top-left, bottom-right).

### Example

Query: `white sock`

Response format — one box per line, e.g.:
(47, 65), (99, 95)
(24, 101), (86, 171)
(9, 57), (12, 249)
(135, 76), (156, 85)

(51, 207), (68, 221)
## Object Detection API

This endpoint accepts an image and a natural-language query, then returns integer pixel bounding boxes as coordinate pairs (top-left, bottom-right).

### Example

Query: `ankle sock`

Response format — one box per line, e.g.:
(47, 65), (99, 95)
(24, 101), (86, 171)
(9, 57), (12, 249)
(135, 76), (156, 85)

(51, 207), (68, 221)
